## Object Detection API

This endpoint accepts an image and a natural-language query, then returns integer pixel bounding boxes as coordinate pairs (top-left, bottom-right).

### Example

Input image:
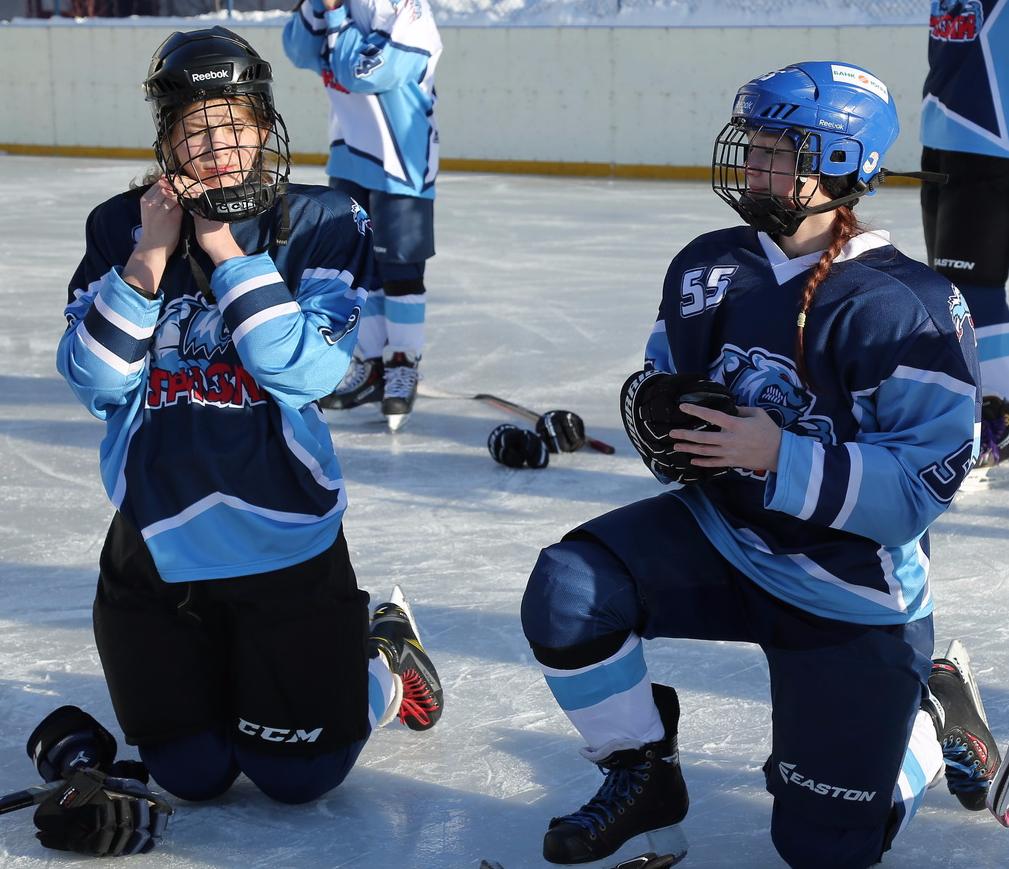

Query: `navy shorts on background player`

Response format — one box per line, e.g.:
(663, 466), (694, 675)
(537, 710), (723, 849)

(921, 147), (1009, 289)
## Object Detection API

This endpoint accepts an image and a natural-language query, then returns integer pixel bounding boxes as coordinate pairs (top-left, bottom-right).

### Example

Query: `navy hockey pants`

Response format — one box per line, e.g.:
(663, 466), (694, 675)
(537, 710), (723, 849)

(521, 493), (934, 869)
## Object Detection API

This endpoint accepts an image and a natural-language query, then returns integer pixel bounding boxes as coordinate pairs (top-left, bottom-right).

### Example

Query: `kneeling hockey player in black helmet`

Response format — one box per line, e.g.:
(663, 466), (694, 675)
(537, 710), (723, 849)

(34, 27), (443, 858)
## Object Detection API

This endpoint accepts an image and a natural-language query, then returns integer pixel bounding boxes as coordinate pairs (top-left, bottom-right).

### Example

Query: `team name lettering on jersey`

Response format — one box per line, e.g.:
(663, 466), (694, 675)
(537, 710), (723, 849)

(930, 0), (984, 41)
(146, 294), (268, 409)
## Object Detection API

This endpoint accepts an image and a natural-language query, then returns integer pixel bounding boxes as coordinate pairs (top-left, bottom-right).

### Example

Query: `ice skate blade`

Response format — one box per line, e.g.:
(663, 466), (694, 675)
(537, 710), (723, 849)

(941, 639), (990, 727)
(562, 825), (688, 869)
(382, 584), (423, 643)
(385, 412), (410, 431)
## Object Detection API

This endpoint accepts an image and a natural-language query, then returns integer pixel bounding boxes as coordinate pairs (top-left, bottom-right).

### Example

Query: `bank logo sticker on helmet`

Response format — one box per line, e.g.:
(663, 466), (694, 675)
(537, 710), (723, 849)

(862, 151), (880, 174)
(188, 64), (233, 86)
(830, 64), (889, 102)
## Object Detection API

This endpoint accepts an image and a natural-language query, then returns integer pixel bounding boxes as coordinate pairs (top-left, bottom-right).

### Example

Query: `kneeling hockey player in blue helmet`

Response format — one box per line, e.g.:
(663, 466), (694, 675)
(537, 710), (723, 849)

(521, 60), (999, 868)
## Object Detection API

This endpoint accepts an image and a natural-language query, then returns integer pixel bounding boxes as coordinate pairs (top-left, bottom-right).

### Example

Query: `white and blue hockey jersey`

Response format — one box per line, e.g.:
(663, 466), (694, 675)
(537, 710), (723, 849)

(57, 184), (377, 582)
(644, 228), (981, 625)
(283, 0), (441, 198)
(921, 0), (1009, 158)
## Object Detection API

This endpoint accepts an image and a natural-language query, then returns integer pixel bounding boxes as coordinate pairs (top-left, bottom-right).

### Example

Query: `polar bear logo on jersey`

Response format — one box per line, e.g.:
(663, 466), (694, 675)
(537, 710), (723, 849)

(152, 295), (232, 367)
(714, 345), (834, 443)
(947, 286), (974, 341)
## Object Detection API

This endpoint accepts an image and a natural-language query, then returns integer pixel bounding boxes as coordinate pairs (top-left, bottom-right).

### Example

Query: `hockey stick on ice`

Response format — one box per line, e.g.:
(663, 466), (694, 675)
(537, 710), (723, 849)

(417, 384), (616, 455)
(0, 781), (61, 816)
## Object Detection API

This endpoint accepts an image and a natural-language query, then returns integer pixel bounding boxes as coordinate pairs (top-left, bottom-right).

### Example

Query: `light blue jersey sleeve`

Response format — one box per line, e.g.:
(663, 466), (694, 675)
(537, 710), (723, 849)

(283, 0), (327, 74)
(323, 6), (431, 95)
(57, 209), (161, 420)
(644, 312), (674, 374)
(212, 207), (373, 409)
(765, 322), (978, 547)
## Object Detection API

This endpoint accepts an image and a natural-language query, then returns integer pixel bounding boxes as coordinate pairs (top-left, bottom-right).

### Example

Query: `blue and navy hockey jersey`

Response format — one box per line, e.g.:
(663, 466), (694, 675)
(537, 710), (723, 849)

(284, 0), (441, 198)
(643, 228), (981, 625)
(57, 184), (377, 582)
(921, 0), (1009, 158)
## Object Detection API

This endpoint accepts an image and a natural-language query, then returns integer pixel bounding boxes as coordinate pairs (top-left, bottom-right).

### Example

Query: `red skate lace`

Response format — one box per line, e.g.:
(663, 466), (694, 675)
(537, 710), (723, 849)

(398, 668), (437, 727)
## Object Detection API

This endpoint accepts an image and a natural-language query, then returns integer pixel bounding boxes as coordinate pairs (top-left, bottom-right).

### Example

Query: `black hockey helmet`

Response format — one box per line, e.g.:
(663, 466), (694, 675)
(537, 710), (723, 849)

(143, 27), (290, 222)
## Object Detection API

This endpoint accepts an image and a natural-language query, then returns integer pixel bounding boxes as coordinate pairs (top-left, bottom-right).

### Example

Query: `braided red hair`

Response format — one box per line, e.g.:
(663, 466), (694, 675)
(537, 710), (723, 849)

(794, 206), (861, 386)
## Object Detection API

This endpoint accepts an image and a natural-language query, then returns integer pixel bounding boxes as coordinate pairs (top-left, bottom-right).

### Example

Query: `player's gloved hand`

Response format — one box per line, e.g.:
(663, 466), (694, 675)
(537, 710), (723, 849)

(621, 369), (738, 484)
(27, 706), (119, 784)
(32, 768), (173, 857)
(488, 424), (549, 469)
(535, 410), (586, 453)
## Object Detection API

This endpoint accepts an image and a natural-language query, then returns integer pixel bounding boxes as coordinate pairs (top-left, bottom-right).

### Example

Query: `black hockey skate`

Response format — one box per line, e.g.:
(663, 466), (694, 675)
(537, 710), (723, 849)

(924, 640), (1001, 811)
(320, 355), (383, 410)
(543, 684), (688, 866)
(369, 586), (443, 731)
(988, 739), (1009, 826)
(381, 350), (420, 431)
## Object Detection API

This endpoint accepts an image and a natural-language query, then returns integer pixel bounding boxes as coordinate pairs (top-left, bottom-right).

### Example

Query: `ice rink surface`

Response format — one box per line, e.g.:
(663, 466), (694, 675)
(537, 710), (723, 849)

(0, 155), (1007, 868)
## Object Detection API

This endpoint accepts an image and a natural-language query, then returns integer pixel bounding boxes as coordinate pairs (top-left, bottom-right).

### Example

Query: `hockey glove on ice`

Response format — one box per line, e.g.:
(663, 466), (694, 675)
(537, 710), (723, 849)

(32, 768), (172, 857)
(536, 410), (586, 453)
(621, 369), (738, 484)
(488, 424), (549, 469)
(27, 705), (120, 783)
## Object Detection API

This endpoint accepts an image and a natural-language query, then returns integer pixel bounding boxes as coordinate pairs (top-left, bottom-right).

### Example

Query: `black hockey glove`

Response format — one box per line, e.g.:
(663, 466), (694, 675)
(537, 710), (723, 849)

(535, 410), (587, 453)
(32, 768), (173, 857)
(27, 706), (119, 784)
(620, 369), (738, 484)
(488, 424), (549, 469)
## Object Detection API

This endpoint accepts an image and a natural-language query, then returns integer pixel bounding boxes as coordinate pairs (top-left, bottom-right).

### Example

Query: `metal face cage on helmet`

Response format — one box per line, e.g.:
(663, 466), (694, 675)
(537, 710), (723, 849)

(143, 27), (291, 223)
(712, 61), (900, 236)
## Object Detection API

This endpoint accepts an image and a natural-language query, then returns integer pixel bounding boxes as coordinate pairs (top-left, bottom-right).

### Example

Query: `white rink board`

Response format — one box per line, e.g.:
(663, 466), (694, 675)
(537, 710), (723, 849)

(0, 20), (928, 170)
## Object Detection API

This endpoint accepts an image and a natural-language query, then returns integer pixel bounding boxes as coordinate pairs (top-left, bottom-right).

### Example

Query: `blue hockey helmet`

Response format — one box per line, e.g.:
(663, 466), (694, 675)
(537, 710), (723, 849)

(712, 61), (901, 235)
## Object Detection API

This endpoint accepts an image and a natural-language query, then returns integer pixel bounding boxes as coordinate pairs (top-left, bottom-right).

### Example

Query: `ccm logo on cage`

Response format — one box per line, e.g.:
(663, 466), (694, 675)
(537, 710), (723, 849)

(238, 718), (323, 744)
(189, 66), (232, 84)
(778, 762), (877, 802)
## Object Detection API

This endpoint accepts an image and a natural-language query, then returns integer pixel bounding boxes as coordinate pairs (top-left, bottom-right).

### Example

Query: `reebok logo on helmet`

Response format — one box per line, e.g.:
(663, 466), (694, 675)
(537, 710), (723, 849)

(188, 64), (233, 85)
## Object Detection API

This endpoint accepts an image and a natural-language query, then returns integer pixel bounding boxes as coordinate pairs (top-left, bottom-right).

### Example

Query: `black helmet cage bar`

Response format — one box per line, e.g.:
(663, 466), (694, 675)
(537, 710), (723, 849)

(711, 119), (839, 235)
(154, 92), (291, 223)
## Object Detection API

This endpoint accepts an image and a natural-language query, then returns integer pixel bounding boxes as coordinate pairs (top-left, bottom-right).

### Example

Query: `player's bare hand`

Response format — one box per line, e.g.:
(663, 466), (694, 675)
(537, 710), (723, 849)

(134, 178), (183, 256)
(192, 215), (245, 266)
(671, 404), (782, 473)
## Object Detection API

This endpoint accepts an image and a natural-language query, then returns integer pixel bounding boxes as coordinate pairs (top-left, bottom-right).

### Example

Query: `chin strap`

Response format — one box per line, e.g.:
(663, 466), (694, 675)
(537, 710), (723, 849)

(181, 213), (217, 305)
(180, 193), (292, 307)
(801, 167), (950, 218)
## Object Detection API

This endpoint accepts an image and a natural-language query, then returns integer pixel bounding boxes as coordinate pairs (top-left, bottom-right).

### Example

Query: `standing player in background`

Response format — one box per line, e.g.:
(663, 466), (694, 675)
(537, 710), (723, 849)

(922, 0), (1009, 467)
(521, 62), (1000, 868)
(23, 27), (443, 858)
(284, 0), (441, 431)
